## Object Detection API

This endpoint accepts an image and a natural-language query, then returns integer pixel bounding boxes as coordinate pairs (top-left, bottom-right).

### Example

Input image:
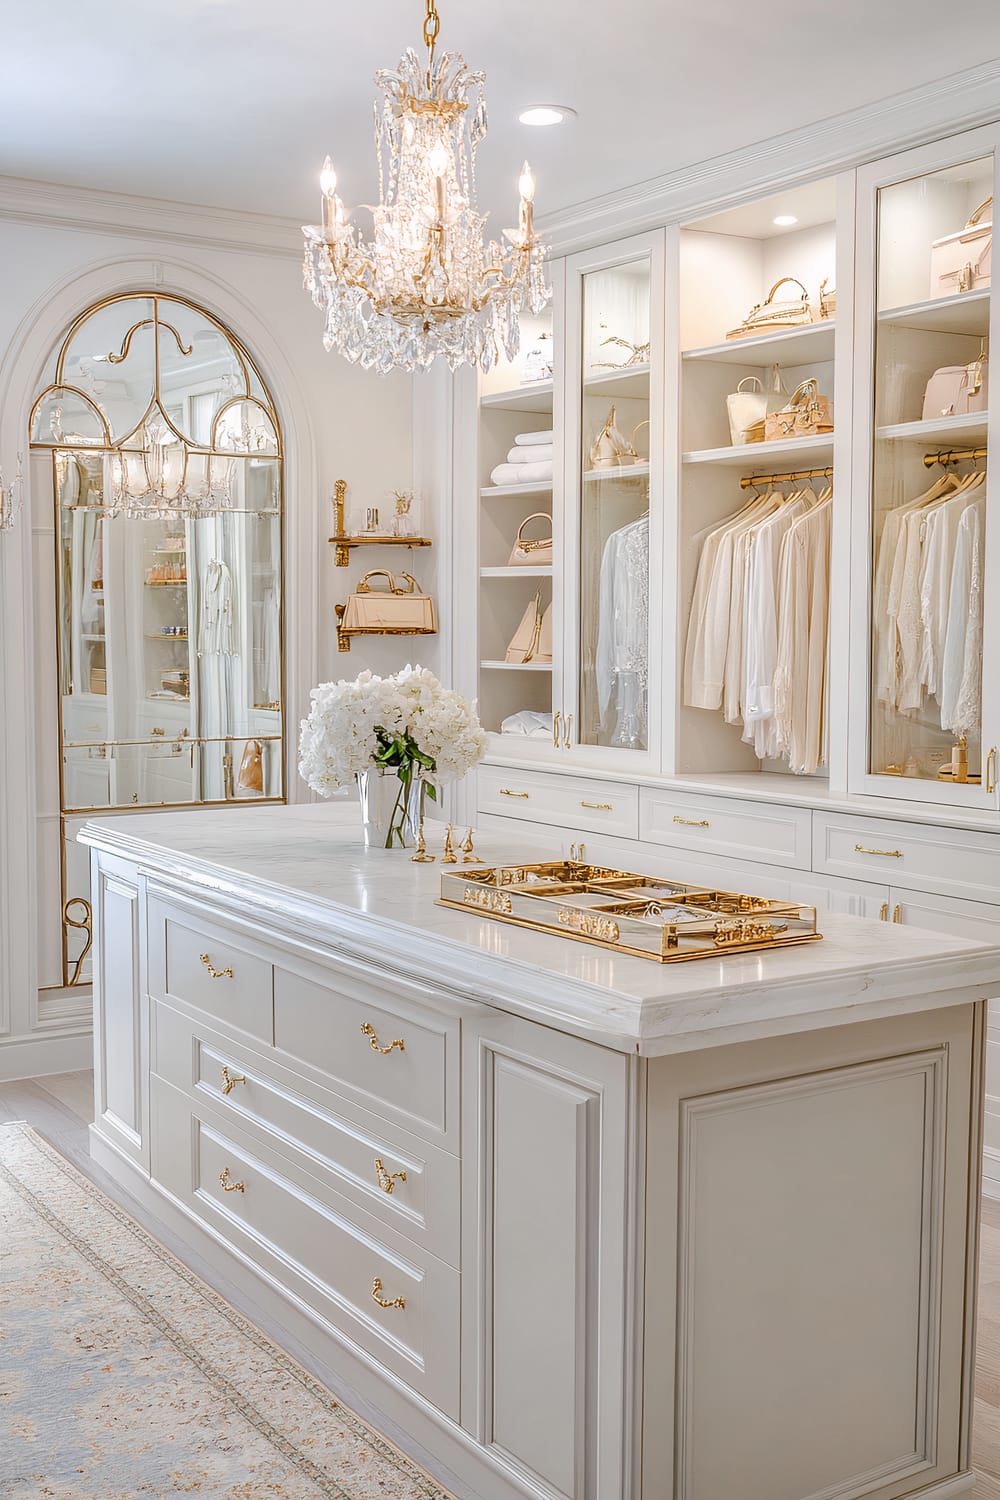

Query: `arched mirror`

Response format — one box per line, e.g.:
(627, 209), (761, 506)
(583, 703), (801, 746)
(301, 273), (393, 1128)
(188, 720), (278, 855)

(30, 292), (285, 988)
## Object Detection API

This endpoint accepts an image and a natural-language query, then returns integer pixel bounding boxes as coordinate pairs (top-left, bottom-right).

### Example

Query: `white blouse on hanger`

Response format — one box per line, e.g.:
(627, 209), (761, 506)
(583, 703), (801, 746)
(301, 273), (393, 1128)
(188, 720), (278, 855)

(595, 514), (649, 749)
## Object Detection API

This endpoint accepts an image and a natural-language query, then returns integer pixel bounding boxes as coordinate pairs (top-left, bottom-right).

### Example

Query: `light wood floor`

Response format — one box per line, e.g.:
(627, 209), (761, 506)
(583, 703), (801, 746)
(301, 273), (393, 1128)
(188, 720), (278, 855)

(4, 1070), (1000, 1498)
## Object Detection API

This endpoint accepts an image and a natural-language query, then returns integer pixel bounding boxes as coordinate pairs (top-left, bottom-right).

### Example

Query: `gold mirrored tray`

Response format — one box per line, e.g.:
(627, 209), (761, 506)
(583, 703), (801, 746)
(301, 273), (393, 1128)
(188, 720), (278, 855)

(438, 860), (821, 963)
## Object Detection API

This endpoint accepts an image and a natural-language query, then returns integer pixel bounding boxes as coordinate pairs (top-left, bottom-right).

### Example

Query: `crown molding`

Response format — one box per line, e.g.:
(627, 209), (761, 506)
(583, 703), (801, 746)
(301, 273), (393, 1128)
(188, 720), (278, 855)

(540, 57), (1000, 255)
(0, 174), (303, 259)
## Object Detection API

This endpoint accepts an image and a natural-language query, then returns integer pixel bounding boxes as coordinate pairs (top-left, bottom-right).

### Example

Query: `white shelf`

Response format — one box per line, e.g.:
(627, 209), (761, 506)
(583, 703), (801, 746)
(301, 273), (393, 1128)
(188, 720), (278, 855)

(480, 381), (554, 413)
(582, 462), (650, 482)
(480, 566), (553, 578)
(683, 434), (834, 468)
(583, 364), (650, 399)
(480, 482), (553, 499)
(878, 290), (990, 336)
(683, 321), (835, 368)
(877, 412), (988, 444)
(480, 659), (553, 672)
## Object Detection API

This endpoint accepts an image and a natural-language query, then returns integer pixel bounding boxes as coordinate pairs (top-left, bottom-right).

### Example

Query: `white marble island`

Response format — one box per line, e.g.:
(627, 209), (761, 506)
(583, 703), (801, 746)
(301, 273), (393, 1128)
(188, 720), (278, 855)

(82, 803), (1000, 1500)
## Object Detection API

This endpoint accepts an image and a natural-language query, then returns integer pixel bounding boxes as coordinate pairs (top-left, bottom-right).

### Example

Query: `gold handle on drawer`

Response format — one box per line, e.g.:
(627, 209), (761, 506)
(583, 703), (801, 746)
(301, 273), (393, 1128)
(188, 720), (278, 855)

(878, 902), (889, 922)
(988, 746), (998, 795)
(150, 726), (165, 737)
(220, 1066), (246, 1097)
(499, 788), (529, 798)
(854, 844), (902, 858)
(200, 952), (234, 979)
(219, 1167), (245, 1193)
(892, 904), (903, 924)
(374, 1157), (407, 1194)
(674, 816), (709, 828)
(552, 710), (561, 748)
(361, 1022), (405, 1055)
(580, 800), (612, 811)
(371, 1276), (406, 1310)
(563, 713), (573, 750)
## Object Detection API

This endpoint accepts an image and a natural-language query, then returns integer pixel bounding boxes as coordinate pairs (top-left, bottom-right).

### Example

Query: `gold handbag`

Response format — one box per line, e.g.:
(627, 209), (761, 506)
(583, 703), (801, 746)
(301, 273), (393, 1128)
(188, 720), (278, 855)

(340, 570), (437, 634)
(727, 277), (813, 340)
(508, 512), (554, 566)
(505, 592), (544, 663)
(763, 379), (834, 441)
(237, 739), (264, 793)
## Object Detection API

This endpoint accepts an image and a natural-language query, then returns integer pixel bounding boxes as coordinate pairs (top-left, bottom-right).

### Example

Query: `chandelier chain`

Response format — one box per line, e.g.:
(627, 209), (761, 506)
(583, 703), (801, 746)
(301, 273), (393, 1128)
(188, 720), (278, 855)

(422, 0), (441, 50)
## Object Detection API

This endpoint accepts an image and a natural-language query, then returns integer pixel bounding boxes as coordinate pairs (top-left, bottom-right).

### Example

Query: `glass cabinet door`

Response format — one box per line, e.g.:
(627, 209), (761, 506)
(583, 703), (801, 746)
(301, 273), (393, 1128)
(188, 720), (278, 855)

(866, 145), (997, 804)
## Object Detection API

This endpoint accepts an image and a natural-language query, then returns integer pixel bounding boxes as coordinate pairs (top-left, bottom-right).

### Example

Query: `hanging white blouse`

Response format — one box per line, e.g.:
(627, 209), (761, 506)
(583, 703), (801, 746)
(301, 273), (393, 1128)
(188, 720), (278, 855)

(199, 559), (237, 657)
(595, 514), (649, 749)
(683, 495), (777, 712)
(773, 497), (832, 775)
(940, 496), (985, 739)
(741, 488), (817, 757)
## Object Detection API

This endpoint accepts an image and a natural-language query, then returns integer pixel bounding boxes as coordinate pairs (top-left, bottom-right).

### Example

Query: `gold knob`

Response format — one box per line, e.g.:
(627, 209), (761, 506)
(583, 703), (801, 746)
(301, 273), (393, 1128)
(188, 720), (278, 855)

(674, 816), (709, 828)
(878, 901), (889, 922)
(854, 845), (902, 858)
(361, 1022), (404, 1055)
(499, 788), (529, 798)
(200, 953), (234, 979)
(219, 1166), (245, 1193)
(371, 1276), (405, 1310)
(374, 1157), (407, 1194)
(221, 1066), (246, 1096)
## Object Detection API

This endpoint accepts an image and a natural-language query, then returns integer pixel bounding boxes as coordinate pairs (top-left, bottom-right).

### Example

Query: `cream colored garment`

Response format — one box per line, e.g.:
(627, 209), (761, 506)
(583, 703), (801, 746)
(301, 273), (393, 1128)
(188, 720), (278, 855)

(873, 475), (956, 708)
(940, 495), (986, 739)
(741, 488), (818, 757)
(918, 476), (984, 699)
(773, 497), (832, 774)
(683, 494), (776, 710)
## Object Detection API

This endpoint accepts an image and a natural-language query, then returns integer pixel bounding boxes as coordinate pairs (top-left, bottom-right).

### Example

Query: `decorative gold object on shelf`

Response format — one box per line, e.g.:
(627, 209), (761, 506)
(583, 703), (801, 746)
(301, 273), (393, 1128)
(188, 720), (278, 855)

(593, 334), (651, 369)
(461, 828), (480, 863)
(329, 478), (432, 566)
(411, 823), (435, 862)
(438, 859), (821, 963)
(937, 736), (982, 784)
(441, 825), (458, 864)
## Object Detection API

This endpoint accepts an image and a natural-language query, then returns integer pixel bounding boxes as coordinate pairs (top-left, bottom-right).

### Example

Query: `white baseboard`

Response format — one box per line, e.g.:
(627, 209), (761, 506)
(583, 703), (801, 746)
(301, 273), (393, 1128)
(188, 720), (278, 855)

(0, 1029), (93, 1082)
(909, 1472), (976, 1497)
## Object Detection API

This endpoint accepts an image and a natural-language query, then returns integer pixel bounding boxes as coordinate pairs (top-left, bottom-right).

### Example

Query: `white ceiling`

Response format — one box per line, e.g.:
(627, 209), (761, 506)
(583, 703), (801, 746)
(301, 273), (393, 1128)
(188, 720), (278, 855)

(3, 0), (1000, 230)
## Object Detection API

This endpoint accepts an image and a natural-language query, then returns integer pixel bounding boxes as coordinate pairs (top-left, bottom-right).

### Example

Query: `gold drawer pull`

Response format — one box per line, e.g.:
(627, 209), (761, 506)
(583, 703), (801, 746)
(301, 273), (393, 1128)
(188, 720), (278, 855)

(581, 800), (612, 810)
(221, 1066), (246, 1096)
(371, 1276), (405, 1310)
(878, 901), (889, 922)
(500, 788), (529, 798)
(674, 815), (709, 828)
(374, 1157), (407, 1194)
(361, 1022), (404, 1055)
(988, 746), (998, 795)
(854, 844), (902, 858)
(200, 952), (234, 979)
(219, 1166), (245, 1193)
(892, 904), (903, 924)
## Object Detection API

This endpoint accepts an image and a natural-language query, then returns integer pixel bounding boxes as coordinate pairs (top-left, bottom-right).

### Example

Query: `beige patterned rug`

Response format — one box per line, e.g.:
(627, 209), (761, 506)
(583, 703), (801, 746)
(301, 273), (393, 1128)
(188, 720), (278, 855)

(0, 1122), (455, 1499)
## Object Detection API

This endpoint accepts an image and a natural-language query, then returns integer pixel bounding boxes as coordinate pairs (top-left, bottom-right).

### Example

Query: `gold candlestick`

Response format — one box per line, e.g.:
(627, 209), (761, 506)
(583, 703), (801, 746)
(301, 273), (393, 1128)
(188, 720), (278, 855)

(442, 825), (458, 864)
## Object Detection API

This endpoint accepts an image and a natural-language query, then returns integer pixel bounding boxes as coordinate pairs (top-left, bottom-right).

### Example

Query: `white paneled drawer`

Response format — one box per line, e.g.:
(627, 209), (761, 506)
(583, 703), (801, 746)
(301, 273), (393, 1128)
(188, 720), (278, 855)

(148, 896), (273, 1041)
(478, 763), (639, 839)
(152, 1000), (460, 1266)
(813, 812), (1000, 905)
(150, 1074), (460, 1419)
(639, 787), (812, 870)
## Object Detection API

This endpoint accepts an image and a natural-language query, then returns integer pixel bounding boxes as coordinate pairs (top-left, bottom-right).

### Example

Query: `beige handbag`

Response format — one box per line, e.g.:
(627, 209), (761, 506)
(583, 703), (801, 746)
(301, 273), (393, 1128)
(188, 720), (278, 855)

(922, 358), (988, 420)
(589, 404), (630, 468)
(931, 197), (992, 296)
(726, 277), (813, 339)
(340, 570), (437, 634)
(726, 376), (768, 445)
(817, 277), (836, 320)
(505, 592), (543, 663)
(764, 379), (834, 441)
(508, 513), (554, 566)
(237, 739), (264, 793)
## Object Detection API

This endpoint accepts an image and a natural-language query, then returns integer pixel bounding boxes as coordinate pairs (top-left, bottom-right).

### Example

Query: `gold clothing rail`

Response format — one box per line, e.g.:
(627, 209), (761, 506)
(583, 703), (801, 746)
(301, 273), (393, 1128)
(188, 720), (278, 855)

(923, 446), (988, 468)
(739, 466), (834, 490)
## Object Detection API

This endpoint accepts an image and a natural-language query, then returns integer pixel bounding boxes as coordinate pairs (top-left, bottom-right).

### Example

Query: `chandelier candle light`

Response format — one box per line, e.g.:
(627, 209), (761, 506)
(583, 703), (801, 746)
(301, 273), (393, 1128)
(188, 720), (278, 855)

(302, 0), (551, 373)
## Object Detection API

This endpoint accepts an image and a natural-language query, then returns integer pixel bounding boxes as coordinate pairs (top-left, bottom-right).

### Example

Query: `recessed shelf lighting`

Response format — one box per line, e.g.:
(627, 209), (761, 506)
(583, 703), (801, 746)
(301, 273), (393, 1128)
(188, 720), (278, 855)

(773, 214), (799, 227)
(519, 104), (577, 127)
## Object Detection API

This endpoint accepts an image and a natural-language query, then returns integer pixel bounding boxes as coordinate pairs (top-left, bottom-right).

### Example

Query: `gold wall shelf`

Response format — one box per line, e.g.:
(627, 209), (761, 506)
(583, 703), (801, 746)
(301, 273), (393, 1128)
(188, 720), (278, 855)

(329, 534), (433, 568)
(439, 860), (821, 963)
(334, 603), (438, 653)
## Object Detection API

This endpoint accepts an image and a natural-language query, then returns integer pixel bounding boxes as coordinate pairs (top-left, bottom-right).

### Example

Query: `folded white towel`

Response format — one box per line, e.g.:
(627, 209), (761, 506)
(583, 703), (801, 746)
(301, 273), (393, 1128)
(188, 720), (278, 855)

(501, 710), (554, 738)
(505, 444), (553, 465)
(490, 460), (553, 487)
(514, 430), (554, 447)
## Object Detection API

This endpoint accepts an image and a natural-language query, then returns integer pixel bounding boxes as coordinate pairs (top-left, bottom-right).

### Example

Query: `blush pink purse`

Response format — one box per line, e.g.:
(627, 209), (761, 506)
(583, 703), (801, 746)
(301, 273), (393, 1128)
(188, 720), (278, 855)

(921, 358), (988, 420)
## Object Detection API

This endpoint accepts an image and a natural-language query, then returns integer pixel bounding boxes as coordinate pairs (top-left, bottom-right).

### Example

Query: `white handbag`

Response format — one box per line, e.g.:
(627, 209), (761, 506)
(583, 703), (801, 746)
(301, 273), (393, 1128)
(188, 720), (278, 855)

(921, 358), (988, 420)
(930, 197), (992, 297)
(726, 377), (768, 445)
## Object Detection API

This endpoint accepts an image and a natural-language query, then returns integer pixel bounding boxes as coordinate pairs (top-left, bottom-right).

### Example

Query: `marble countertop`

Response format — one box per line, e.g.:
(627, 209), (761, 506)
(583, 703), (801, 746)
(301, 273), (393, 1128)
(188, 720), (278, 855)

(81, 803), (1000, 1055)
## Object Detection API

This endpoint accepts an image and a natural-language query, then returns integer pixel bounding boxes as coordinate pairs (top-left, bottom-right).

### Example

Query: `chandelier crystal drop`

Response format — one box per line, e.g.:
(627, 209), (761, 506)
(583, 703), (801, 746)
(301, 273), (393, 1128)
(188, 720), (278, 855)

(302, 0), (551, 374)
(107, 417), (236, 521)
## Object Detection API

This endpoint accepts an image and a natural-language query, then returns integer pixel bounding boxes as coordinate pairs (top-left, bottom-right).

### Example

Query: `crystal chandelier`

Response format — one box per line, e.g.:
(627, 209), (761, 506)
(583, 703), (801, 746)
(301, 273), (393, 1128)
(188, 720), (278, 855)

(107, 418), (235, 520)
(0, 455), (24, 532)
(302, 0), (551, 374)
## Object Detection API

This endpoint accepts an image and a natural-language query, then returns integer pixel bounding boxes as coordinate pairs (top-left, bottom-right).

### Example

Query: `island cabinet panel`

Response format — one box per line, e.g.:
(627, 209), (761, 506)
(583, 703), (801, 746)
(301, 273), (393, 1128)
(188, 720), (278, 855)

(642, 1004), (980, 1500)
(92, 851), (146, 1167)
(461, 1010), (633, 1500)
(146, 892), (274, 1043)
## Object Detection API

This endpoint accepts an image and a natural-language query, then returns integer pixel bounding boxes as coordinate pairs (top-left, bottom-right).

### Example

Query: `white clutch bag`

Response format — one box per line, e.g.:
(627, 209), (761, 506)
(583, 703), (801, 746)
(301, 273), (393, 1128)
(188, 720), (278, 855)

(931, 197), (992, 297)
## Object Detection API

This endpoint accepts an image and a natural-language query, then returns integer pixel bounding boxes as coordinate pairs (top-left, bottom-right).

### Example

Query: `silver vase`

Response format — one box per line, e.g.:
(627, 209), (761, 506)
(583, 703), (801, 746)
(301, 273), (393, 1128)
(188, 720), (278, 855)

(356, 767), (424, 850)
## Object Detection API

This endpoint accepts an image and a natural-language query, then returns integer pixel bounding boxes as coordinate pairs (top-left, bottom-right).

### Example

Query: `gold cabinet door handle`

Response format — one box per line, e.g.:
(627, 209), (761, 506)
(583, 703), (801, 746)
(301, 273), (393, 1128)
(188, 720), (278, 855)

(674, 815), (709, 828)
(854, 844), (902, 858)
(221, 1066), (246, 1096)
(988, 746), (998, 795)
(200, 952), (234, 979)
(219, 1166), (245, 1193)
(563, 712), (573, 750)
(552, 710), (561, 748)
(371, 1276), (405, 1310)
(892, 904), (903, 923)
(361, 1022), (404, 1055)
(499, 788), (529, 798)
(374, 1157), (407, 1194)
(878, 901), (889, 922)
(581, 800), (612, 810)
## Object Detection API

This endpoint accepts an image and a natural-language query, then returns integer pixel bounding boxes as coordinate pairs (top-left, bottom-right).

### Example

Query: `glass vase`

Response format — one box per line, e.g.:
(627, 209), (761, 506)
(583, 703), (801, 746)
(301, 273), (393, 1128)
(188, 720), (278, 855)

(356, 766), (424, 850)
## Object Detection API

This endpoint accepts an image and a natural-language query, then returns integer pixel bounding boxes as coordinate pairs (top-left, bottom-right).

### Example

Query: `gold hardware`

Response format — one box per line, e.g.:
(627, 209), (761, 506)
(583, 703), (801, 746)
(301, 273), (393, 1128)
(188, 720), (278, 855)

(150, 726), (166, 737)
(499, 788), (529, 798)
(371, 1276), (405, 1310)
(879, 902), (889, 922)
(569, 841), (587, 862)
(987, 746), (998, 795)
(674, 816), (709, 827)
(580, 800), (612, 810)
(462, 827), (480, 862)
(854, 844), (902, 858)
(221, 1066), (246, 1096)
(374, 1158), (407, 1194)
(552, 710), (561, 748)
(463, 885), (513, 914)
(200, 953), (234, 979)
(557, 908), (620, 942)
(442, 825), (458, 863)
(740, 465), (833, 491)
(892, 904), (903, 923)
(361, 1022), (404, 1054)
(714, 918), (786, 947)
(64, 896), (93, 987)
(923, 445), (987, 469)
(563, 713), (573, 749)
(411, 822), (435, 862)
(219, 1167), (245, 1193)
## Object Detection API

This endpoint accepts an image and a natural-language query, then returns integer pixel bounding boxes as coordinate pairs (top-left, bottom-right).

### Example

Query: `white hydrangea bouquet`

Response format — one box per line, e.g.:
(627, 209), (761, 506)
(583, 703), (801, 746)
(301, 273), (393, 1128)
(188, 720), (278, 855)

(299, 665), (487, 848)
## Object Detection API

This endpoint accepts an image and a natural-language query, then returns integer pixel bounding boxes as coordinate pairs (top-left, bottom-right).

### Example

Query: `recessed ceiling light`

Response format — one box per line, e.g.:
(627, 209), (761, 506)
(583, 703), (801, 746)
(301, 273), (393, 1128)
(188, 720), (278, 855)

(773, 214), (798, 227)
(519, 105), (577, 127)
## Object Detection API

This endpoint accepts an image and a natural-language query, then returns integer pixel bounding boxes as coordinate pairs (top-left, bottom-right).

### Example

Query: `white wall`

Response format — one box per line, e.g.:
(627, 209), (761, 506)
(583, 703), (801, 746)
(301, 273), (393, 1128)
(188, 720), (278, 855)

(0, 186), (422, 1078)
